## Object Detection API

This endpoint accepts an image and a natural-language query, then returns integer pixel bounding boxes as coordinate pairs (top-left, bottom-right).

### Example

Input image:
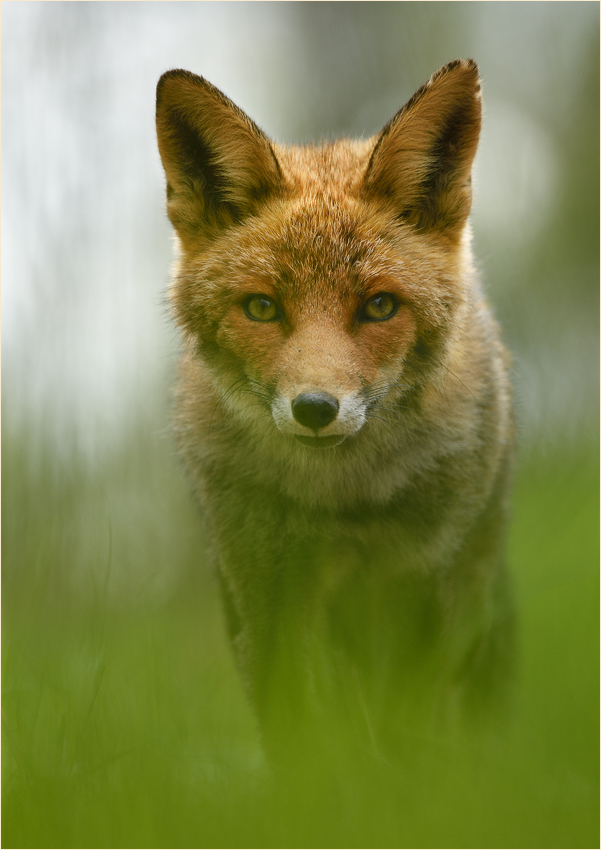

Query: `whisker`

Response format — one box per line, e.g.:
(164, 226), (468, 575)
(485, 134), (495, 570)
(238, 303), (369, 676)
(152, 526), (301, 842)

(362, 379), (411, 400)
(209, 377), (249, 430)
(426, 353), (479, 403)
(370, 405), (403, 415)
(366, 412), (394, 426)
(237, 389), (272, 408)
(365, 414), (398, 440)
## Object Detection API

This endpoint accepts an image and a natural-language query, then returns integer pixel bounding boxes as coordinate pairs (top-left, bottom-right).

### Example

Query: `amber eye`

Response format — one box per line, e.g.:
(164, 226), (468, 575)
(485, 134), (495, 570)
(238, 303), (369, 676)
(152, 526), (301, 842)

(244, 294), (280, 322)
(362, 293), (397, 321)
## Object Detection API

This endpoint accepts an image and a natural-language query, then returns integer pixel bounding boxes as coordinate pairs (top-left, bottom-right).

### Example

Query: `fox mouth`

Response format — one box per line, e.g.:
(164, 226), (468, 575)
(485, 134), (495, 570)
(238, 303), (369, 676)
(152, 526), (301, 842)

(294, 434), (347, 448)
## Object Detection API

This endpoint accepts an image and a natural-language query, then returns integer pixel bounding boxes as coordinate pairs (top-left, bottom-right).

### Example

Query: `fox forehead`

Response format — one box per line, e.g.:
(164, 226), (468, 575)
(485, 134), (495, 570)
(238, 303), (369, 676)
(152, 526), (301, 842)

(274, 138), (375, 195)
(253, 198), (391, 298)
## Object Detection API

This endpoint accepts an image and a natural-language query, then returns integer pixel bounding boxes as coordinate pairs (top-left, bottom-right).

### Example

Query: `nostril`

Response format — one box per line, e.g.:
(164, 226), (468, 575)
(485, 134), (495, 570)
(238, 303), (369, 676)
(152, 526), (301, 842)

(291, 392), (339, 431)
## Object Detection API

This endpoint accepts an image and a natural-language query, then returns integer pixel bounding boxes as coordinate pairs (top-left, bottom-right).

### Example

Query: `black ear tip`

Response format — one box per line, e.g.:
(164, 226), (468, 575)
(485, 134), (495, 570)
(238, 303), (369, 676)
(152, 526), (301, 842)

(156, 69), (205, 107)
(462, 58), (480, 85)
(157, 69), (184, 107)
(434, 58), (480, 83)
(446, 58), (478, 71)
(427, 60), (481, 104)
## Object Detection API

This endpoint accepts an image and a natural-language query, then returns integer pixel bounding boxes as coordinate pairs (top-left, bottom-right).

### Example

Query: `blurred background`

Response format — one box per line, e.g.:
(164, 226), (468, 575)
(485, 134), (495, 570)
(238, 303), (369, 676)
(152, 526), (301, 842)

(3, 3), (598, 847)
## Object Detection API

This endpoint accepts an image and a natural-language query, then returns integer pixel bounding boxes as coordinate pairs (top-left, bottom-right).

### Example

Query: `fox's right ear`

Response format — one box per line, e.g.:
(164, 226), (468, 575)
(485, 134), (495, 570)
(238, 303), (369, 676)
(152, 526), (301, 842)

(156, 70), (282, 244)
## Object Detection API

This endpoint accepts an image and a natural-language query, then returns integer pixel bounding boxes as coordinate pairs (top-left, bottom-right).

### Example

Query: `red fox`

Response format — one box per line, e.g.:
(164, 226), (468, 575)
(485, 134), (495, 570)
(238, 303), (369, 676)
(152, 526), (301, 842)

(156, 60), (514, 764)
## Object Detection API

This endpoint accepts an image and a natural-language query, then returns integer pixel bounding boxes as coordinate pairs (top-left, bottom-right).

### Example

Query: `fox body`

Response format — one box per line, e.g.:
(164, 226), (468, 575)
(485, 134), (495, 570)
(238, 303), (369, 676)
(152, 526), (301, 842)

(156, 61), (513, 761)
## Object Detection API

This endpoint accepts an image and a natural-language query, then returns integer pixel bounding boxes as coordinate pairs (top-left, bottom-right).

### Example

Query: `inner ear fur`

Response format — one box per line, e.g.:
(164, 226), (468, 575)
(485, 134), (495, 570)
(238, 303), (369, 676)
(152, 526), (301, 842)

(156, 70), (282, 241)
(363, 59), (482, 238)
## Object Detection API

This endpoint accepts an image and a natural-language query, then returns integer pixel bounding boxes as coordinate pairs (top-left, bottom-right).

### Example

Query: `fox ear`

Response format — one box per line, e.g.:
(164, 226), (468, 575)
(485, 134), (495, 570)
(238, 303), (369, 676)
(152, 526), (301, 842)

(363, 60), (481, 238)
(156, 70), (282, 243)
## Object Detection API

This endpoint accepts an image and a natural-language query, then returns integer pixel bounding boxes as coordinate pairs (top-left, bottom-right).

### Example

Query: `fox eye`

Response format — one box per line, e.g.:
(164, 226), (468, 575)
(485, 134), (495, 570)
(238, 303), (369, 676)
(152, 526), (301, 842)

(244, 294), (280, 322)
(362, 293), (397, 322)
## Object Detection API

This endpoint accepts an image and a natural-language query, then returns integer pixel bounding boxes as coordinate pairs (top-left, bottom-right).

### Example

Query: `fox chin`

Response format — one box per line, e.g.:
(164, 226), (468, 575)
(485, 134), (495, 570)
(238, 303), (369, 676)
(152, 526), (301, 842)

(156, 60), (514, 766)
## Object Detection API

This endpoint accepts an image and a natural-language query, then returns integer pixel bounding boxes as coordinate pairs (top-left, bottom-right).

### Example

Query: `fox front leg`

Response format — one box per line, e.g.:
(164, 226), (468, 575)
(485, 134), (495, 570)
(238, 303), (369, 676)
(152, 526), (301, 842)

(216, 535), (328, 760)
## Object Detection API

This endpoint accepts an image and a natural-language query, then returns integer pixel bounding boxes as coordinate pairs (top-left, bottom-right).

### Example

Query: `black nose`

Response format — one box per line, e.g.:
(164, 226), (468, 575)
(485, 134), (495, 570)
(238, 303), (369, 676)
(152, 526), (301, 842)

(291, 392), (339, 431)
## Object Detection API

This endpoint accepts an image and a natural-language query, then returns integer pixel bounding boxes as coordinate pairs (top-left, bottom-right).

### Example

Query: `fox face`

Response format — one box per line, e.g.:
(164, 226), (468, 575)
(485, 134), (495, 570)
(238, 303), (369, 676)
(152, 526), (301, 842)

(183, 197), (454, 450)
(157, 62), (481, 461)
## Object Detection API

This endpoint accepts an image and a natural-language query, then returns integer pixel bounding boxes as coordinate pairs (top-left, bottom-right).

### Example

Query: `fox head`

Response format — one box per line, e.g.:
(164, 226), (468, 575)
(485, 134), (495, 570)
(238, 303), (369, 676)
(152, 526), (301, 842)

(156, 61), (482, 451)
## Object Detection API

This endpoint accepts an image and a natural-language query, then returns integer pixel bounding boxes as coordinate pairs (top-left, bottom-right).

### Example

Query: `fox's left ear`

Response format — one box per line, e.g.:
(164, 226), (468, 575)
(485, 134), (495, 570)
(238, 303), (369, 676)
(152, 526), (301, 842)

(363, 59), (481, 239)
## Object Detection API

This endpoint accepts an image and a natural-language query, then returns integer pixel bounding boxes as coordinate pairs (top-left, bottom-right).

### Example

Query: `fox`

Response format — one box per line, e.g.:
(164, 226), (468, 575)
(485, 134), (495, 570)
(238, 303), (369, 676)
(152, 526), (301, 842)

(156, 60), (514, 765)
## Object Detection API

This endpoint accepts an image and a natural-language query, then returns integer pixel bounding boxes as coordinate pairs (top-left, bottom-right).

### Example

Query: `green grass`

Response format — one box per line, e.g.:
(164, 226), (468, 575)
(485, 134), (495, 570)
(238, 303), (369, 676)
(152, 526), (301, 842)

(2, 431), (599, 848)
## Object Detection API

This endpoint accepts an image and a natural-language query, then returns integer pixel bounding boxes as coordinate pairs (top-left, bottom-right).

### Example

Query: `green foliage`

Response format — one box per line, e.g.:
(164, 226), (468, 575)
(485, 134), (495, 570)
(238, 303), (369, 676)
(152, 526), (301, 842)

(2, 434), (598, 848)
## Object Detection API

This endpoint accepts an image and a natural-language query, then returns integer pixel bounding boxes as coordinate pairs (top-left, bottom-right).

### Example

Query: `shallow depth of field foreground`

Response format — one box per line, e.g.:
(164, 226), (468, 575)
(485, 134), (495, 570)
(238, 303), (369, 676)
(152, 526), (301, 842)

(3, 435), (599, 848)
